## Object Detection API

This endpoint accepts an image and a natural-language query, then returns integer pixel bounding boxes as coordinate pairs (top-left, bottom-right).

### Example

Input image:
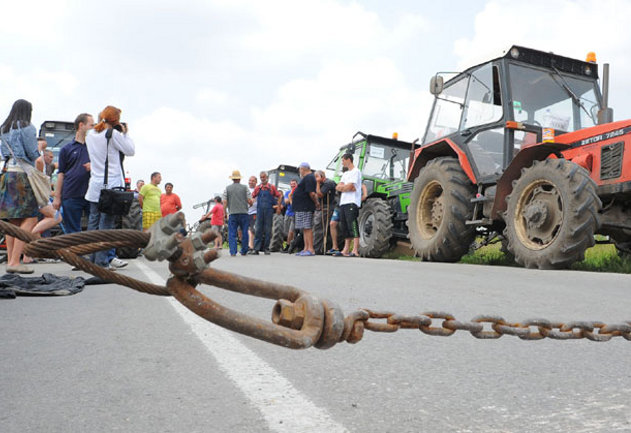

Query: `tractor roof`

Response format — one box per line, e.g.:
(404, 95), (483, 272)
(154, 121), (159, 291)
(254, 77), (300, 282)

(40, 120), (75, 130)
(448, 45), (598, 85)
(268, 164), (299, 173)
(341, 133), (419, 151)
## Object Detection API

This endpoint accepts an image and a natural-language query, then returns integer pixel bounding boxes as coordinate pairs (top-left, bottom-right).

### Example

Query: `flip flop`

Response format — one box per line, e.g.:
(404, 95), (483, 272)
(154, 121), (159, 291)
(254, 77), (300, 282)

(347, 253), (359, 257)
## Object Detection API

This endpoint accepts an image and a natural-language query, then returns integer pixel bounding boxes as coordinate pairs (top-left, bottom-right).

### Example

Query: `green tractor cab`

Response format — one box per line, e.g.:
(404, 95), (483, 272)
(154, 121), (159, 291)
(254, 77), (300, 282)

(328, 132), (420, 257)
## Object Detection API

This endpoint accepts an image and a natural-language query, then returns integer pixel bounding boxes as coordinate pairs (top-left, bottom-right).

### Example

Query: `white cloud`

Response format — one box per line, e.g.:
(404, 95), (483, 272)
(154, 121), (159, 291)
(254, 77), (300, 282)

(0, 0), (68, 43)
(240, 1), (384, 54)
(196, 88), (229, 105)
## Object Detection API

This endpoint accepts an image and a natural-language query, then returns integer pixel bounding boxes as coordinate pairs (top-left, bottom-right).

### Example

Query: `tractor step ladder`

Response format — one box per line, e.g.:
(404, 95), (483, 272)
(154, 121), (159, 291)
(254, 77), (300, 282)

(466, 187), (493, 225)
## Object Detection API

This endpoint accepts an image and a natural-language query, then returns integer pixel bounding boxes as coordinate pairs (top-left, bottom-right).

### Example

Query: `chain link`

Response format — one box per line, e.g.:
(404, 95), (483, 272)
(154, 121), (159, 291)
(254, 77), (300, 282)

(354, 310), (631, 342)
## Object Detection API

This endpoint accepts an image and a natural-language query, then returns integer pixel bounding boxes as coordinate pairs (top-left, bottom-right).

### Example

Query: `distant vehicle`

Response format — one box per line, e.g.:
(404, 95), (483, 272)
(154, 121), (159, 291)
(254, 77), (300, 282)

(39, 120), (75, 162)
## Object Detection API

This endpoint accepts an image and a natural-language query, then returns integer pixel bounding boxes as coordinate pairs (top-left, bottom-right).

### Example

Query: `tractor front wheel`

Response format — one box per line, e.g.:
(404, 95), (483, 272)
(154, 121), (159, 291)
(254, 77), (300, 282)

(407, 157), (476, 262)
(116, 200), (143, 259)
(504, 159), (601, 269)
(269, 213), (286, 252)
(358, 198), (394, 258)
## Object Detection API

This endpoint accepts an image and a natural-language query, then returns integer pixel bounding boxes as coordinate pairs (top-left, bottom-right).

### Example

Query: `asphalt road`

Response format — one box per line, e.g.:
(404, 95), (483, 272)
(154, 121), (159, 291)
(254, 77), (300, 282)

(1, 253), (630, 433)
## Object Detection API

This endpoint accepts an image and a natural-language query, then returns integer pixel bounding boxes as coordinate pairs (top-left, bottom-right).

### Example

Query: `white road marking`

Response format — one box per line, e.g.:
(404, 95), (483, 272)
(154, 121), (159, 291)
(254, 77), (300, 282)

(136, 260), (349, 433)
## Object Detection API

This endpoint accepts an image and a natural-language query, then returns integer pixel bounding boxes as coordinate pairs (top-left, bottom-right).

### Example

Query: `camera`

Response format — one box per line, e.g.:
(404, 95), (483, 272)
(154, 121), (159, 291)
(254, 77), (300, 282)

(113, 122), (127, 133)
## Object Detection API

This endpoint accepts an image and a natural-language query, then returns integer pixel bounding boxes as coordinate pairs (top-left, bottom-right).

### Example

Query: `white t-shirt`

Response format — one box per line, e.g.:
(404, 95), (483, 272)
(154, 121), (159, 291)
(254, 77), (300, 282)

(248, 186), (257, 215)
(339, 167), (362, 206)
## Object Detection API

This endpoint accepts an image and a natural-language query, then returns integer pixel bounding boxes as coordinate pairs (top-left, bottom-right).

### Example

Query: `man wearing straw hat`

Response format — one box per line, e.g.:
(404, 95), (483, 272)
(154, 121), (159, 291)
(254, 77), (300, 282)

(222, 170), (253, 256)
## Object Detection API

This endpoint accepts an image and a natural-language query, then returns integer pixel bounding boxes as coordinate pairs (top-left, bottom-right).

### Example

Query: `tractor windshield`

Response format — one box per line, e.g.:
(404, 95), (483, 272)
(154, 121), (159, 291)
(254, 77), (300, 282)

(269, 170), (300, 193)
(509, 63), (600, 132)
(362, 143), (409, 181)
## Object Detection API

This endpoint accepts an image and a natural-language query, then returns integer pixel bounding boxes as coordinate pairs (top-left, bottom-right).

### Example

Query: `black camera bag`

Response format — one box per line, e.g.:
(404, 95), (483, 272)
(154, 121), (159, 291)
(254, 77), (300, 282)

(97, 128), (133, 216)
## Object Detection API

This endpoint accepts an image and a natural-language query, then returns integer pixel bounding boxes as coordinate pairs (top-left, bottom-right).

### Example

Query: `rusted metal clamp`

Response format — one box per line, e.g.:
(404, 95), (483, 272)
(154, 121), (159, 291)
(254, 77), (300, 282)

(140, 213), (348, 349)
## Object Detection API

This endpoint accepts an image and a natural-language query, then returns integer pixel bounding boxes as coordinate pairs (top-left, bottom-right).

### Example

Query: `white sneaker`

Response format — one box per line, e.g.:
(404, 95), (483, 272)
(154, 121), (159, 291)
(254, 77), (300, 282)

(109, 257), (128, 269)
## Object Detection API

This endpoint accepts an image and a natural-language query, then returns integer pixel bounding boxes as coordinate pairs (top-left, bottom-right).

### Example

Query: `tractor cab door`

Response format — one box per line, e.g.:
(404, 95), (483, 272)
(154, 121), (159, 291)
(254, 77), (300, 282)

(459, 63), (506, 182)
(423, 63), (507, 183)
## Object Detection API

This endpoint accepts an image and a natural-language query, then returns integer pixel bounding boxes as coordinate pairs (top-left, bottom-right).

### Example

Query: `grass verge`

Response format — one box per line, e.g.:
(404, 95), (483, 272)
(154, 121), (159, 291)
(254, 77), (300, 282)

(389, 241), (631, 274)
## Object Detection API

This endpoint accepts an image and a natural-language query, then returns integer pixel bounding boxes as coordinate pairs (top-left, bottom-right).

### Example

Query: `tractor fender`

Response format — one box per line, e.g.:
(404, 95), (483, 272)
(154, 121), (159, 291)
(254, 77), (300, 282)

(491, 141), (571, 219)
(407, 138), (477, 184)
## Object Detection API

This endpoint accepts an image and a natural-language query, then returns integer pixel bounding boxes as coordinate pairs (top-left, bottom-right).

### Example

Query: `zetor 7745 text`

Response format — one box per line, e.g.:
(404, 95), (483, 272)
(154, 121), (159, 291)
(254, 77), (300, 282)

(405, 45), (631, 269)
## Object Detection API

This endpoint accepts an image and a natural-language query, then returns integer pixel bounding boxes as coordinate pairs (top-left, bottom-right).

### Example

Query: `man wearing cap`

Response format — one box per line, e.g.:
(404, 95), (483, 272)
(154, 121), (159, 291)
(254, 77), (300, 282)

(252, 171), (282, 255)
(292, 162), (318, 256)
(222, 170), (253, 256)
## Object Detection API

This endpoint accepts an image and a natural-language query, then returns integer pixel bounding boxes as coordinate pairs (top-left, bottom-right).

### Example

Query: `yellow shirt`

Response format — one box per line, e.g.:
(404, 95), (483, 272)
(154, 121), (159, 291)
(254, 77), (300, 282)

(139, 184), (162, 213)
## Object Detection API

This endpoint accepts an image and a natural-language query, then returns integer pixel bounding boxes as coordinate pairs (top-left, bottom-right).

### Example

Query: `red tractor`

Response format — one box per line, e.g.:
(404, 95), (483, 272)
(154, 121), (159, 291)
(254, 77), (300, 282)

(407, 46), (630, 269)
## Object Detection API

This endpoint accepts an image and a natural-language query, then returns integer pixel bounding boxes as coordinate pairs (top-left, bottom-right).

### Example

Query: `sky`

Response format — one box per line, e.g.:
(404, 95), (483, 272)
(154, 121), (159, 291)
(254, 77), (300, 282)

(3, 0), (631, 219)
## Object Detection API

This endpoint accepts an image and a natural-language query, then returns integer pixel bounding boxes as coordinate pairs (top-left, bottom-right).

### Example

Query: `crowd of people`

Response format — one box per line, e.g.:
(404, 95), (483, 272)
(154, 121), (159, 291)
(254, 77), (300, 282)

(218, 155), (365, 258)
(0, 99), (182, 274)
(0, 98), (368, 274)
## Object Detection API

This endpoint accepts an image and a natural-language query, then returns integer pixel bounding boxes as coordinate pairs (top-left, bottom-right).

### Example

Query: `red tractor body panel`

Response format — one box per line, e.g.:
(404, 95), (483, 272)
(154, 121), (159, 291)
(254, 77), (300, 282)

(408, 138), (477, 184)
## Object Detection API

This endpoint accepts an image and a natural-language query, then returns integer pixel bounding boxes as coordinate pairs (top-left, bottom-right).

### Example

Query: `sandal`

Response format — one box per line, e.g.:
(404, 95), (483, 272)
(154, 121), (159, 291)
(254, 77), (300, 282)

(325, 249), (339, 255)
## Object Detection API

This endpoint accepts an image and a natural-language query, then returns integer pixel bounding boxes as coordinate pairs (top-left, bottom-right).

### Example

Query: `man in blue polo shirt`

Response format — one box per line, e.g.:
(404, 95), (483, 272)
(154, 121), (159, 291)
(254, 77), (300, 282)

(52, 113), (94, 234)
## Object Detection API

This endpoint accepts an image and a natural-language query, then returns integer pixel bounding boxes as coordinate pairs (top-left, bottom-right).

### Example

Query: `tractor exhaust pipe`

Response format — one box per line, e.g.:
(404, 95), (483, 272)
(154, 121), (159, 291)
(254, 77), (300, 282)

(598, 63), (614, 124)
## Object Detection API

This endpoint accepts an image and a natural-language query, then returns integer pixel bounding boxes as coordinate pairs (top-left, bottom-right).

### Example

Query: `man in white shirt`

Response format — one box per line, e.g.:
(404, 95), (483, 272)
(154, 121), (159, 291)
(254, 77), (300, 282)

(335, 153), (362, 257)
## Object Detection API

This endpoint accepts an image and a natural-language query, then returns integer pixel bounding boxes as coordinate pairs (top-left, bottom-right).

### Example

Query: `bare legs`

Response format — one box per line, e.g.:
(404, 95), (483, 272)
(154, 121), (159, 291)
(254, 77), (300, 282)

(6, 217), (37, 267)
(329, 220), (339, 251)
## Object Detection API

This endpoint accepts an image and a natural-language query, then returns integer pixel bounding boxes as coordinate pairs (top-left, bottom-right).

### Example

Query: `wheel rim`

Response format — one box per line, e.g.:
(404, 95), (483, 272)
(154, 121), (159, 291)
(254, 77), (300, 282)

(359, 213), (374, 247)
(416, 180), (444, 239)
(514, 179), (563, 250)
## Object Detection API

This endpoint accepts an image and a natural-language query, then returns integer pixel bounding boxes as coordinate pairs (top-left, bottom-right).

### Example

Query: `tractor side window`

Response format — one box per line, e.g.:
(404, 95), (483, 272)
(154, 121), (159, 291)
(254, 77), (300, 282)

(468, 127), (505, 178)
(424, 76), (467, 143)
(462, 64), (503, 130)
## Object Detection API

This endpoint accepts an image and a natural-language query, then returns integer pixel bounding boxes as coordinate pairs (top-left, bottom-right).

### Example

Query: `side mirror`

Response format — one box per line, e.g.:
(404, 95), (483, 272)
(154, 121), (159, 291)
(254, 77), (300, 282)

(430, 75), (444, 95)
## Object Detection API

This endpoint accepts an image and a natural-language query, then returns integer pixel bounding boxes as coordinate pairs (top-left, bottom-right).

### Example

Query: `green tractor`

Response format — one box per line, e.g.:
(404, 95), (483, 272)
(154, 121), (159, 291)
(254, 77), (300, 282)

(328, 132), (420, 257)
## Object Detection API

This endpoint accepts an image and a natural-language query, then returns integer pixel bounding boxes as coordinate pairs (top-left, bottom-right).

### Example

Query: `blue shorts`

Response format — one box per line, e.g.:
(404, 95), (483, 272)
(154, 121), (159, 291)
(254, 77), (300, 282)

(331, 207), (340, 222)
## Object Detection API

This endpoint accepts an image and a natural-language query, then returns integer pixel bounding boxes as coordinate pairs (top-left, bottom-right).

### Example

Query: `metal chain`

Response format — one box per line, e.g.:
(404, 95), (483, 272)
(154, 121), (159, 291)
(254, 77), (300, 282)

(354, 310), (631, 342)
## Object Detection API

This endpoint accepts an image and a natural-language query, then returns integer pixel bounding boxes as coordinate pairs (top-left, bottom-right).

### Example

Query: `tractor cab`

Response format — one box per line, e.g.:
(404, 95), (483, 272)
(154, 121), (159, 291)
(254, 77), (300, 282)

(267, 164), (300, 194)
(327, 132), (419, 197)
(39, 121), (75, 163)
(421, 46), (604, 185)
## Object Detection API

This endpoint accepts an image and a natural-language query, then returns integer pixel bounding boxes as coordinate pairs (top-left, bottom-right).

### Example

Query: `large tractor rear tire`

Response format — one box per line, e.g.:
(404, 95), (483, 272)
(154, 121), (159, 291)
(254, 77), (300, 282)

(503, 159), (601, 269)
(407, 157), (476, 262)
(358, 198), (394, 258)
(269, 213), (285, 252)
(116, 200), (143, 259)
